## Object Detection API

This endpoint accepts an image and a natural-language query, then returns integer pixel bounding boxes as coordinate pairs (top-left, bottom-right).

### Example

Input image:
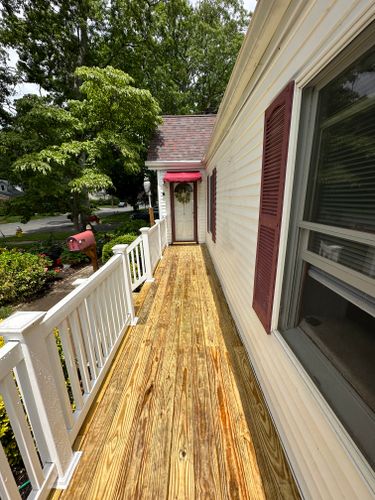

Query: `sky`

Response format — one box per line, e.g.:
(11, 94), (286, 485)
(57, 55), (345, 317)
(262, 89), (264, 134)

(8, 0), (258, 102)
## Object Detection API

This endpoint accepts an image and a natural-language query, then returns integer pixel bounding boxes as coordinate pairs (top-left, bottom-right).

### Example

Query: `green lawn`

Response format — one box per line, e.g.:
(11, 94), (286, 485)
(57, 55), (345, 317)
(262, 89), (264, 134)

(3, 231), (73, 243)
(99, 212), (134, 224)
(0, 213), (63, 224)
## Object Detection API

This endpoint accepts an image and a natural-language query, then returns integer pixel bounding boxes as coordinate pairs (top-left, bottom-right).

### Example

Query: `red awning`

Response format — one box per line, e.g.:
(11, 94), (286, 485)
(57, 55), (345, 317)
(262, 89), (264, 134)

(163, 171), (202, 183)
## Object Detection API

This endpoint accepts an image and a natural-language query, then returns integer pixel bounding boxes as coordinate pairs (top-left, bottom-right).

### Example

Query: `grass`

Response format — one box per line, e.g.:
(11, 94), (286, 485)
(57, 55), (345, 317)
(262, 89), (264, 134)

(0, 213), (63, 224)
(3, 231), (73, 243)
(99, 212), (135, 224)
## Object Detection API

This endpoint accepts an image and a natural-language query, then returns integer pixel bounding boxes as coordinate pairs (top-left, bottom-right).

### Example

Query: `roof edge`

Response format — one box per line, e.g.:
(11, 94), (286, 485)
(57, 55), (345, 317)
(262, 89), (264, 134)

(146, 160), (204, 170)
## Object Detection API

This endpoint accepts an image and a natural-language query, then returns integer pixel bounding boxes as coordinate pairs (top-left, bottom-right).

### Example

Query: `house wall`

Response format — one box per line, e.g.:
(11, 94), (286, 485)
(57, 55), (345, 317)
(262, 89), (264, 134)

(205, 1), (375, 498)
(156, 169), (206, 244)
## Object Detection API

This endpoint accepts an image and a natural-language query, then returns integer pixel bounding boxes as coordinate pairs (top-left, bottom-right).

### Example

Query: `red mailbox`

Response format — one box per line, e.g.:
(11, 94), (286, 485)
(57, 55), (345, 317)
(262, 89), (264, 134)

(67, 230), (96, 252)
(66, 229), (98, 272)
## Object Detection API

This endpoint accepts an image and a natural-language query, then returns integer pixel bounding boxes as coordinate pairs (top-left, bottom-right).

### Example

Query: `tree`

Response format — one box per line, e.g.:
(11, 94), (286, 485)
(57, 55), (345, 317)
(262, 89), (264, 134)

(0, 0), (105, 102)
(1, 0), (250, 114)
(0, 66), (161, 227)
(0, 47), (17, 127)
(187, 0), (249, 113)
(104, 0), (249, 114)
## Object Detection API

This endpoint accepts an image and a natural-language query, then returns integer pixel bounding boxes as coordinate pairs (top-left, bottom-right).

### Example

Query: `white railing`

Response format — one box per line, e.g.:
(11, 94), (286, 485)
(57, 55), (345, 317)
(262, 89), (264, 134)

(0, 217), (168, 499)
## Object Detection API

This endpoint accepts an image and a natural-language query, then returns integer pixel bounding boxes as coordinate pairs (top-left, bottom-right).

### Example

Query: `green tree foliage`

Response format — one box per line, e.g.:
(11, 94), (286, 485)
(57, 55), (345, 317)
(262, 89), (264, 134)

(0, 0), (105, 102)
(0, 48), (17, 127)
(0, 67), (161, 226)
(0, 0), (250, 114)
(187, 0), (249, 113)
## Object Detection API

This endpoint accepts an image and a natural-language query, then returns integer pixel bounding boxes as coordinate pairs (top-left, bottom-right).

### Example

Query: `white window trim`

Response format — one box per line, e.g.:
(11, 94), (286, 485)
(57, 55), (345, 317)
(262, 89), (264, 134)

(267, 17), (375, 496)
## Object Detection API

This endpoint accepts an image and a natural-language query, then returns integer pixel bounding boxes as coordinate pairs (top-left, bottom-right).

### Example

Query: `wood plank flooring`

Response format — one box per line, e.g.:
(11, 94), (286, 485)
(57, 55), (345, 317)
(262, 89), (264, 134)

(51, 245), (300, 500)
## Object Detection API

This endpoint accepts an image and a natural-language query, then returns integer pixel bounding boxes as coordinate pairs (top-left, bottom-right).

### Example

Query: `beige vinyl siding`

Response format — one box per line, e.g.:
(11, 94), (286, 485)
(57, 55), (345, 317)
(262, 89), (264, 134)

(205, 0), (375, 498)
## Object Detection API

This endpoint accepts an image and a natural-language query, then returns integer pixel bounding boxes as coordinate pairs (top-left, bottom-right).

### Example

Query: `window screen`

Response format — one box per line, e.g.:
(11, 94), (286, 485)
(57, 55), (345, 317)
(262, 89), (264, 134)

(305, 49), (375, 233)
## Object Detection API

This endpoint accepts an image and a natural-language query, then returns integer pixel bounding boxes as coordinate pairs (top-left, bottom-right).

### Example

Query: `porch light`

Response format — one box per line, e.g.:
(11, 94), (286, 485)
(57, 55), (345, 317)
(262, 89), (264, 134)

(143, 175), (155, 226)
(143, 176), (151, 198)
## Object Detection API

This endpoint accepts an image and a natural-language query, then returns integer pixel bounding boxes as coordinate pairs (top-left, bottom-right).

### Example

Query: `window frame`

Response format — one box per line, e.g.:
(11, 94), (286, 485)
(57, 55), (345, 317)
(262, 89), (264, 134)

(280, 29), (375, 330)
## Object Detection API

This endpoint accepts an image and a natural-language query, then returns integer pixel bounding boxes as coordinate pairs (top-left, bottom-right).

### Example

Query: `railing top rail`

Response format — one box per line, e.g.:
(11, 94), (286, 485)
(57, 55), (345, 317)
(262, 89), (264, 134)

(0, 342), (22, 381)
(147, 223), (159, 235)
(43, 253), (122, 328)
(126, 235), (143, 254)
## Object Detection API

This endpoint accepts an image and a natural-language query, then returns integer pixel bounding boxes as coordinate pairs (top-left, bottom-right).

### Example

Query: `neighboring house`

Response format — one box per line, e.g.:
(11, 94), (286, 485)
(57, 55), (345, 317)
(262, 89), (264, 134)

(0, 179), (22, 201)
(147, 1), (375, 498)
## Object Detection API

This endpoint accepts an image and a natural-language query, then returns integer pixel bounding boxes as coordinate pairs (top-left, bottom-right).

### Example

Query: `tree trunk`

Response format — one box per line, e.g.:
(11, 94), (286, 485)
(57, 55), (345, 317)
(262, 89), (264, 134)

(72, 192), (80, 231)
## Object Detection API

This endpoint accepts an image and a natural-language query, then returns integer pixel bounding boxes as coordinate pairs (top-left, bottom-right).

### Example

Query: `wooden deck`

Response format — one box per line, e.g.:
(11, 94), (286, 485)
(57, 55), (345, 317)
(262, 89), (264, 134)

(51, 245), (300, 499)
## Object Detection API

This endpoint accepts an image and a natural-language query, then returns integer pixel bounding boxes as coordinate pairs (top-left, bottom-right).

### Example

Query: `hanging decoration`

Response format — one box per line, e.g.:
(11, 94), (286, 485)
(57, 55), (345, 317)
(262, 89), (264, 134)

(174, 182), (193, 204)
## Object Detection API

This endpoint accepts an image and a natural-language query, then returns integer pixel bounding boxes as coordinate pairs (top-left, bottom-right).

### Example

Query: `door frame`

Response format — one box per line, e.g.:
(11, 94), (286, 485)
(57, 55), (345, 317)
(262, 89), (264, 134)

(170, 181), (198, 243)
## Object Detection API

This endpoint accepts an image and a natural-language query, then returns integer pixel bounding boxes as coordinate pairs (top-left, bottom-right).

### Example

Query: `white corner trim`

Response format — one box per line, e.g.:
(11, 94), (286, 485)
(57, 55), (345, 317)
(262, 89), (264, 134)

(53, 451), (82, 489)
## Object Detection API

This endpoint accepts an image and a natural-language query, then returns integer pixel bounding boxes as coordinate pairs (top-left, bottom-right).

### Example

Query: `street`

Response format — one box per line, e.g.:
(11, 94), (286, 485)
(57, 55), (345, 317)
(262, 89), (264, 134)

(0, 207), (132, 237)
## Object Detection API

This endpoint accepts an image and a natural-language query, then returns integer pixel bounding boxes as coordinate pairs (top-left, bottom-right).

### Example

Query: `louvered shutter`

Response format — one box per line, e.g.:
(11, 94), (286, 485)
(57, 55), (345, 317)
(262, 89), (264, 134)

(211, 168), (217, 242)
(253, 82), (294, 333)
(207, 175), (210, 233)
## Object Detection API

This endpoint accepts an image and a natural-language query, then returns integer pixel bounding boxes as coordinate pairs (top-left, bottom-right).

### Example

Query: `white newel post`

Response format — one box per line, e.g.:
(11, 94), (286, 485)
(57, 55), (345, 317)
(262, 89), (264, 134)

(140, 227), (154, 282)
(0, 311), (80, 487)
(112, 244), (137, 325)
(155, 219), (163, 259)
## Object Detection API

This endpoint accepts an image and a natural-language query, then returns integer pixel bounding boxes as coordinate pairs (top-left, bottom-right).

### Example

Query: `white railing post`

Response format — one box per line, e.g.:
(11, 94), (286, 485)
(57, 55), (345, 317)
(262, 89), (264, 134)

(140, 227), (154, 282)
(155, 219), (163, 259)
(112, 244), (137, 325)
(0, 312), (80, 486)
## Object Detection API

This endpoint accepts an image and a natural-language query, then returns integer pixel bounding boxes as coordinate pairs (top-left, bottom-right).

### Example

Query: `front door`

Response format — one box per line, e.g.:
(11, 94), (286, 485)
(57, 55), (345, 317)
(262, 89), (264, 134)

(172, 182), (196, 242)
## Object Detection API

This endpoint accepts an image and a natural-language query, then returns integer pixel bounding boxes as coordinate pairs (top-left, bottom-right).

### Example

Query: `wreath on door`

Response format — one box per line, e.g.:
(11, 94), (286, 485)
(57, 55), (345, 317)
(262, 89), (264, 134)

(174, 182), (192, 204)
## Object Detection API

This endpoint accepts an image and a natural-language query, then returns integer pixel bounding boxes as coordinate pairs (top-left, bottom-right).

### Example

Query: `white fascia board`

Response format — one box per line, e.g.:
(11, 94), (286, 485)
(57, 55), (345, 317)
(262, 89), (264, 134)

(145, 160), (203, 170)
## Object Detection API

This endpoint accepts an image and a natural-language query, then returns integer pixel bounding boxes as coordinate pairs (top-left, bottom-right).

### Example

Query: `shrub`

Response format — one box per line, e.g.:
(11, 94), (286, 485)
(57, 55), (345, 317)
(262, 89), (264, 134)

(114, 219), (145, 236)
(60, 247), (90, 266)
(102, 234), (137, 263)
(0, 249), (50, 306)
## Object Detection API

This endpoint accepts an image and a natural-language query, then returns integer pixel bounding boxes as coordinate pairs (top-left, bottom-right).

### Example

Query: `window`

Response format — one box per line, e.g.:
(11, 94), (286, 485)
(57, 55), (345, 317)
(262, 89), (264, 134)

(281, 30), (375, 468)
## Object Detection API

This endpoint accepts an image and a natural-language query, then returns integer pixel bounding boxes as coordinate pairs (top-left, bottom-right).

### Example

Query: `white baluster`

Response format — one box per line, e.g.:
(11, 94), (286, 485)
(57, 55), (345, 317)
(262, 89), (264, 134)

(0, 312), (80, 483)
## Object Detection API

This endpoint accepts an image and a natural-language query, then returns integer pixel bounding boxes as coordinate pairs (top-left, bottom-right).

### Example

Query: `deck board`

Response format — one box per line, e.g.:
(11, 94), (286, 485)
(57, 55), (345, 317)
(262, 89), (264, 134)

(51, 245), (300, 499)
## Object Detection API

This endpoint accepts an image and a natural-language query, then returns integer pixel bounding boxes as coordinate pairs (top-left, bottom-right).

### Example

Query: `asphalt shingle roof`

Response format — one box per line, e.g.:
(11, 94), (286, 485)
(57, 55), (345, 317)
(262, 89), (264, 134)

(147, 115), (216, 162)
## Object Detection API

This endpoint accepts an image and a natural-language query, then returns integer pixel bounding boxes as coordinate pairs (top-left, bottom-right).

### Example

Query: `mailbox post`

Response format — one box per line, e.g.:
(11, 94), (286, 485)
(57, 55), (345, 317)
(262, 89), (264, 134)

(66, 229), (98, 272)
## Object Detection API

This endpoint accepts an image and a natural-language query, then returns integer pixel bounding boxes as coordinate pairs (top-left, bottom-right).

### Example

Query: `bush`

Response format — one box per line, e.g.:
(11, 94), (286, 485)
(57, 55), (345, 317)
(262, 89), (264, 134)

(114, 219), (145, 236)
(0, 249), (51, 306)
(60, 247), (90, 266)
(102, 234), (137, 263)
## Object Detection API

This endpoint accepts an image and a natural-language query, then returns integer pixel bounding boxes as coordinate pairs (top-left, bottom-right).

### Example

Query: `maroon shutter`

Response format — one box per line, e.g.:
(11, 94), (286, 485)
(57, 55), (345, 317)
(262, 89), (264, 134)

(211, 168), (217, 242)
(252, 81), (294, 333)
(207, 176), (210, 233)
